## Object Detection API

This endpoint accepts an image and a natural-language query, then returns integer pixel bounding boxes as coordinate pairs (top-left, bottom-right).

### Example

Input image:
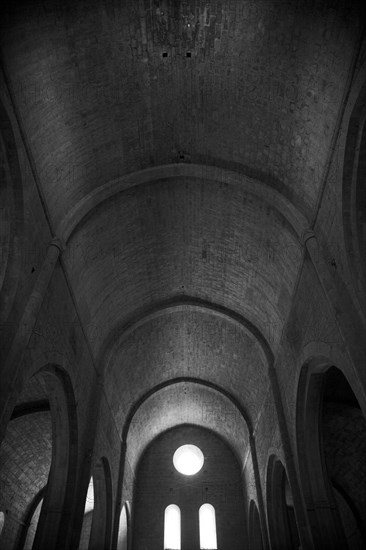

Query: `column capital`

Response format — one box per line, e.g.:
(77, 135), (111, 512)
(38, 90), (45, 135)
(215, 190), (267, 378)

(301, 228), (316, 247)
(48, 237), (65, 253)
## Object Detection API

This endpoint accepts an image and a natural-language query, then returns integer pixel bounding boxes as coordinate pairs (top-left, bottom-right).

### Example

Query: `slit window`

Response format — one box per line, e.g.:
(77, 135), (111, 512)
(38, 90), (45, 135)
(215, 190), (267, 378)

(84, 476), (94, 514)
(164, 504), (181, 549)
(199, 503), (217, 549)
(0, 511), (4, 536)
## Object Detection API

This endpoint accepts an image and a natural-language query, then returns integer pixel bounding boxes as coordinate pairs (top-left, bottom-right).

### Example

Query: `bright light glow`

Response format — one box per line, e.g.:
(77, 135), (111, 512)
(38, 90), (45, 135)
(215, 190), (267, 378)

(84, 477), (94, 514)
(199, 504), (217, 549)
(173, 444), (204, 475)
(164, 504), (181, 549)
(117, 504), (128, 550)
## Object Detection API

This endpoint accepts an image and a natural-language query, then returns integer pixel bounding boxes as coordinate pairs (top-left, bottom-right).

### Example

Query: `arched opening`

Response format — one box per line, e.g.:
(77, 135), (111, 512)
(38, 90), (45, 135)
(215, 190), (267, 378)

(164, 505), (181, 550)
(117, 501), (131, 550)
(248, 501), (264, 550)
(297, 362), (366, 549)
(0, 366), (78, 549)
(86, 457), (113, 550)
(0, 404), (51, 549)
(266, 455), (300, 550)
(32, 366), (78, 549)
(199, 504), (217, 550)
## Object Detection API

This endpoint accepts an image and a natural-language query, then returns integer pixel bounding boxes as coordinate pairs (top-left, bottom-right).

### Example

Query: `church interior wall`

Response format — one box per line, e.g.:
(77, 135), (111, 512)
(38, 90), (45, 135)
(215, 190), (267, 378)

(0, 2), (365, 548)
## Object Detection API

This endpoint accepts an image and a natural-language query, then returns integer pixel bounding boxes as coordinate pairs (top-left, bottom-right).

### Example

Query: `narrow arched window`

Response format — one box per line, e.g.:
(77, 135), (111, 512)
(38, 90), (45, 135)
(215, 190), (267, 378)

(199, 503), (217, 549)
(164, 504), (181, 549)
(78, 477), (94, 549)
(117, 502), (129, 550)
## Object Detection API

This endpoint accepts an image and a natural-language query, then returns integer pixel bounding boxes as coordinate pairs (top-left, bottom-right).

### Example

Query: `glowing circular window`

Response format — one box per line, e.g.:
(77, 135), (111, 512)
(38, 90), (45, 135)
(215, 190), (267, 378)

(173, 444), (204, 475)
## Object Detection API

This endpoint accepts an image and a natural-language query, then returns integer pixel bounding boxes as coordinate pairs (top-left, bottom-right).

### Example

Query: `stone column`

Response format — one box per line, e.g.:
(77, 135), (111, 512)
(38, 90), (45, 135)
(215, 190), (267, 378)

(267, 363), (314, 550)
(303, 230), (366, 410)
(249, 434), (270, 550)
(111, 440), (127, 550)
(68, 375), (105, 550)
(0, 238), (63, 442)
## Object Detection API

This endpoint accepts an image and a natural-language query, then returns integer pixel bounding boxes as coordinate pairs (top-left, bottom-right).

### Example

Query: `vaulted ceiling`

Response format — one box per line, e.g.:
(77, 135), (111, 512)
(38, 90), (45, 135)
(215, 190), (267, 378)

(1, 0), (363, 465)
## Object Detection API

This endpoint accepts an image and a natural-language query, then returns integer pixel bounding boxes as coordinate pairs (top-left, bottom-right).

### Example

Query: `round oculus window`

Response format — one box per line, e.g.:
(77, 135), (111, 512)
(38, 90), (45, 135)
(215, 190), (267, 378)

(173, 444), (204, 475)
